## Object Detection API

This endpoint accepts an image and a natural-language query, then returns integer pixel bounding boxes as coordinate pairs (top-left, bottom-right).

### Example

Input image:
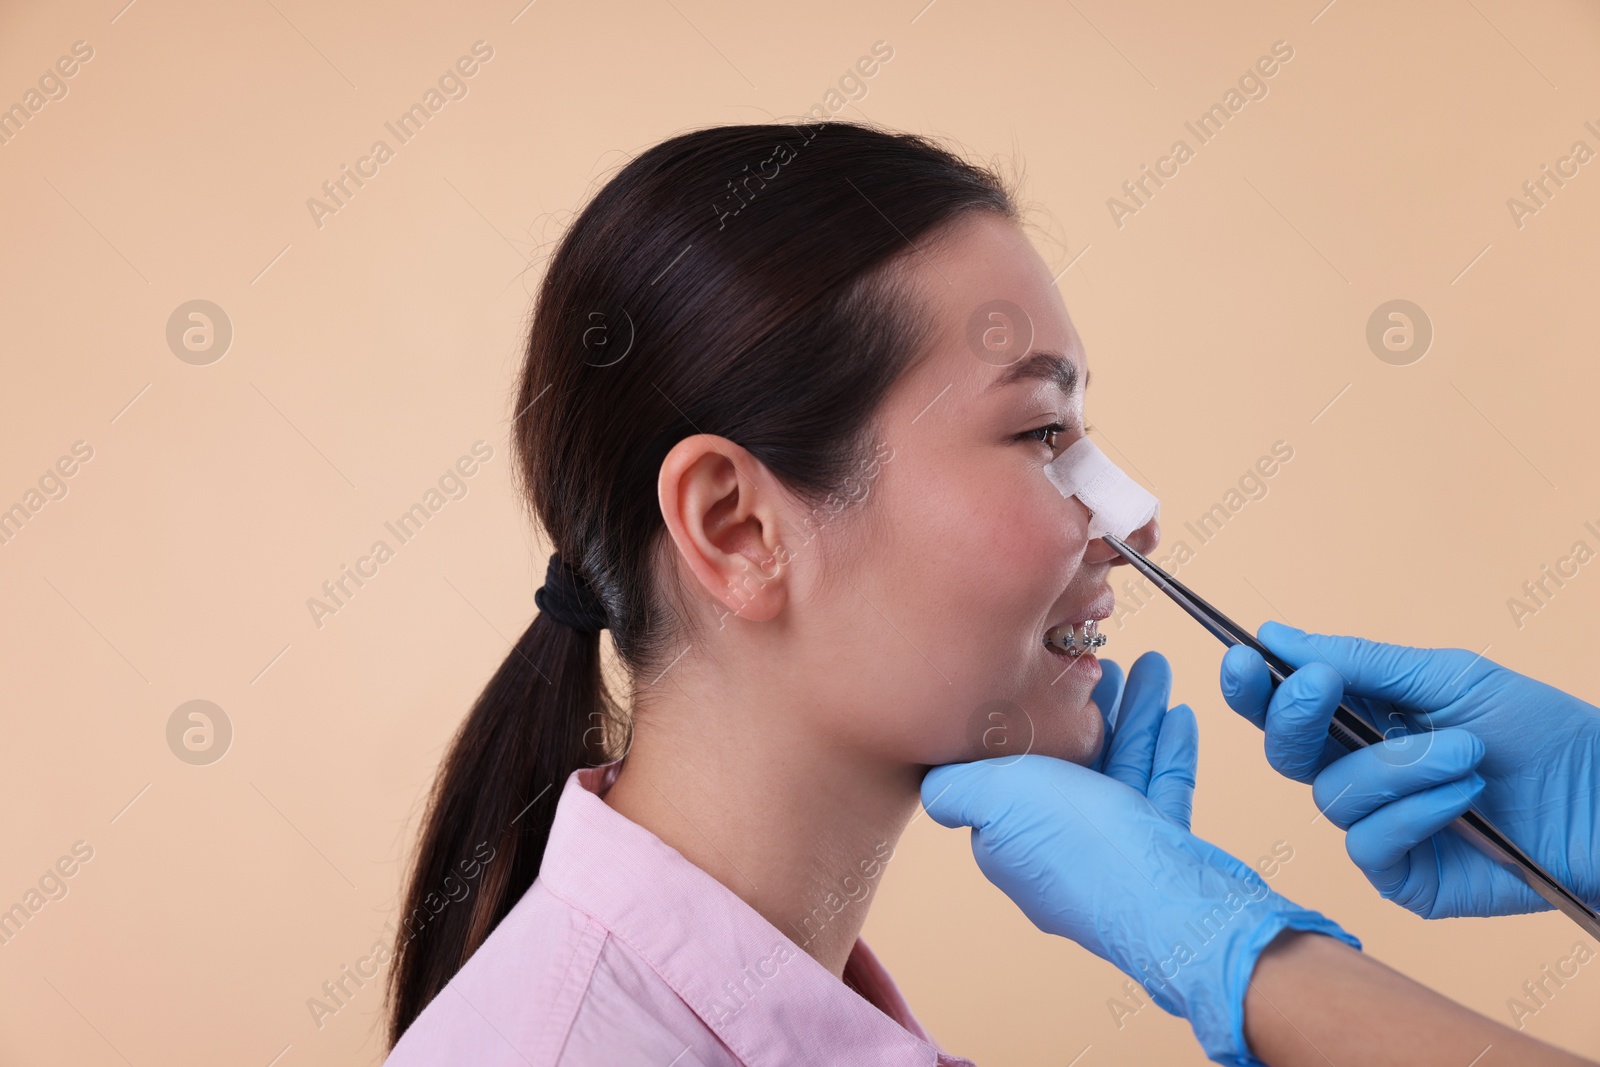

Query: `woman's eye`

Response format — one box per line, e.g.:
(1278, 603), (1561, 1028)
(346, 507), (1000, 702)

(1020, 422), (1079, 452)
(1018, 421), (1094, 455)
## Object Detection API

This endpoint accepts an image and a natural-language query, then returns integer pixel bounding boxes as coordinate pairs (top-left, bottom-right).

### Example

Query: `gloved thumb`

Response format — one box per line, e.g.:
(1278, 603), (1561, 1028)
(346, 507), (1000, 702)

(1257, 621), (1493, 710)
(920, 759), (1008, 830)
(1218, 644), (1272, 731)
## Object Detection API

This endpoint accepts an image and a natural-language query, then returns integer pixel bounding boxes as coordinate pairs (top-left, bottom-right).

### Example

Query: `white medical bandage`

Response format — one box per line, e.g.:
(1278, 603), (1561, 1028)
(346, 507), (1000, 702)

(1043, 437), (1160, 541)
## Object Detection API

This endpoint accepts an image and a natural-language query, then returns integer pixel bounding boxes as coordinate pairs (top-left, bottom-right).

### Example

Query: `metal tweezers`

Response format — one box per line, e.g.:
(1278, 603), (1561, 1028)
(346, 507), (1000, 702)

(1102, 532), (1600, 940)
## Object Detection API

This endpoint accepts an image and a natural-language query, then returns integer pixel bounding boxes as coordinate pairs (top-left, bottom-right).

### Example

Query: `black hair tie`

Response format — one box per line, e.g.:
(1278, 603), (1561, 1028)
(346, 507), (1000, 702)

(534, 552), (609, 634)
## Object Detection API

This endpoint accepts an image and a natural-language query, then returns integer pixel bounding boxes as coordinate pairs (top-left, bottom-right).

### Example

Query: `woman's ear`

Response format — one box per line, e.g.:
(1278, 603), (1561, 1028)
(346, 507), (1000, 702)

(657, 434), (791, 624)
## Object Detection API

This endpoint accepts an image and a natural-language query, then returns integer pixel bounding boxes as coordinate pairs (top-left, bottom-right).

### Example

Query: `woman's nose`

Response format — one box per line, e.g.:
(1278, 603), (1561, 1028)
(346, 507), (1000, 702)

(1082, 515), (1160, 565)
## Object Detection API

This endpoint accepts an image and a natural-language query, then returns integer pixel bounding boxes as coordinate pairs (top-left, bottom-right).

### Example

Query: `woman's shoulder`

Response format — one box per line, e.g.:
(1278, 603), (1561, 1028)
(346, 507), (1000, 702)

(383, 878), (596, 1066)
(383, 877), (740, 1067)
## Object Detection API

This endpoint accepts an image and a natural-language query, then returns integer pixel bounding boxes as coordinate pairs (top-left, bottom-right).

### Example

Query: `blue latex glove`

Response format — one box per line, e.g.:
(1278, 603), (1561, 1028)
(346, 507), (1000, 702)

(1219, 622), (1600, 918)
(923, 651), (1359, 1067)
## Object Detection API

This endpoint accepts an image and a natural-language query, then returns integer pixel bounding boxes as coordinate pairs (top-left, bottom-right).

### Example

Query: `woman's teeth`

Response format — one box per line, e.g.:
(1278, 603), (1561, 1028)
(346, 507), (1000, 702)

(1043, 619), (1105, 657)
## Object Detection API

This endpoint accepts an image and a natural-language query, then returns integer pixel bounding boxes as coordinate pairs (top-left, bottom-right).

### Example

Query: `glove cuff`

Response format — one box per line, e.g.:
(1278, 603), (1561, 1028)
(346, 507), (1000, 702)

(1200, 909), (1362, 1067)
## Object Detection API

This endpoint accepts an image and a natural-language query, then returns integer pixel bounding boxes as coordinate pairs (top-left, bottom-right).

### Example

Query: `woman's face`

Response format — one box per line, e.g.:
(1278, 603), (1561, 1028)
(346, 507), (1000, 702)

(794, 212), (1160, 769)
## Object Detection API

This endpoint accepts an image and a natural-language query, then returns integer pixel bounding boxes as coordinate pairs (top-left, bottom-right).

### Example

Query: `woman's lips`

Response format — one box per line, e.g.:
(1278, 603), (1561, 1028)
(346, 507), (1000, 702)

(1043, 641), (1103, 683)
(1045, 585), (1115, 635)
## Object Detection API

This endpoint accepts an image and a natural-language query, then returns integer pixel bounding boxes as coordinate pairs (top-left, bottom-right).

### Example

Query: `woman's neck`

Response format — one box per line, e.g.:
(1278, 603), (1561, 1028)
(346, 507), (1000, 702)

(600, 693), (924, 979)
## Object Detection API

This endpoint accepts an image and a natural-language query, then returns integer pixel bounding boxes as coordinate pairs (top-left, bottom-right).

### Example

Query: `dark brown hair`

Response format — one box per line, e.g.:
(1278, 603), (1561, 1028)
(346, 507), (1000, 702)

(385, 120), (1018, 1046)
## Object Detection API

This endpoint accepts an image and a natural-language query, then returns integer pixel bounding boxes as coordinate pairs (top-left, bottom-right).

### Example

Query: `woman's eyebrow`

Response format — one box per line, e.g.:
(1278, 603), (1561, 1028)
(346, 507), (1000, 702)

(982, 350), (1089, 398)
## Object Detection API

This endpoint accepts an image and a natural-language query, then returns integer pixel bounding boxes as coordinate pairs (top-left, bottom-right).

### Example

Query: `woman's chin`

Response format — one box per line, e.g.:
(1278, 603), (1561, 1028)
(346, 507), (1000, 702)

(951, 692), (1104, 765)
(968, 715), (1102, 765)
(1037, 703), (1106, 765)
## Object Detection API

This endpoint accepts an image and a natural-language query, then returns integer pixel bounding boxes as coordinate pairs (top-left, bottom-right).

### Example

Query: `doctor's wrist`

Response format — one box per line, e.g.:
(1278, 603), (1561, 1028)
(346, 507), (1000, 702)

(1241, 928), (1345, 1064)
(1187, 906), (1360, 1067)
(1239, 930), (1594, 1067)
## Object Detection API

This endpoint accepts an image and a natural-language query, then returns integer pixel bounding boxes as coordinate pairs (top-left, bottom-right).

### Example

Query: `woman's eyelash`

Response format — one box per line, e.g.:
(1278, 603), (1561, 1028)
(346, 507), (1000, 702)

(1018, 421), (1093, 447)
(1019, 422), (1065, 446)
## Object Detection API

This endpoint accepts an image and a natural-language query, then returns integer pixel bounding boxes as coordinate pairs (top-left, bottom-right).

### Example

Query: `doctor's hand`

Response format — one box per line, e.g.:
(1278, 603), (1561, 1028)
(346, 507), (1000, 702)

(1220, 623), (1600, 919)
(923, 651), (1358, 1067)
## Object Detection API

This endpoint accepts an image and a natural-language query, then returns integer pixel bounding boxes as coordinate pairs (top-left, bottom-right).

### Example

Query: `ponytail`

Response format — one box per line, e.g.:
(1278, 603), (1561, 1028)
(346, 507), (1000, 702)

(385, 609), (615, 1046)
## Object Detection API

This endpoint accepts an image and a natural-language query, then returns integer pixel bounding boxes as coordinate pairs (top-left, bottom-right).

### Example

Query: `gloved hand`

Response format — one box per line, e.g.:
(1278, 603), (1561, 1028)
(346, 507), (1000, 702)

(923, 651), (1359, 1067)
(1219, 622), (1600, 918)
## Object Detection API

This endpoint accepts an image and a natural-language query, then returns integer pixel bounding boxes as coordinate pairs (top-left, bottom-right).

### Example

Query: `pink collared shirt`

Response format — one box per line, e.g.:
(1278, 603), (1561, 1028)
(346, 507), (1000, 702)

(385, 762), (974, 1067)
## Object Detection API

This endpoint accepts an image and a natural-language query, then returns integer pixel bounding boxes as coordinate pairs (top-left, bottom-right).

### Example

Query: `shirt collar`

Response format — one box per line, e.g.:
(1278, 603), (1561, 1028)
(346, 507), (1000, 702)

(538, 762), (958, 1067)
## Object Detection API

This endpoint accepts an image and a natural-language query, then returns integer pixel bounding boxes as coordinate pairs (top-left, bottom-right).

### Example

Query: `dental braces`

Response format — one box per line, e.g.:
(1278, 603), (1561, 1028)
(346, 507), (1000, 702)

(1044, 619), (1106, 657)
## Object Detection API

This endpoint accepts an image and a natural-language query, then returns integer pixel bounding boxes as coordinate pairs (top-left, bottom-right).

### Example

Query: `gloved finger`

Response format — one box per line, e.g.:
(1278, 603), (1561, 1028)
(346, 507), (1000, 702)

(1310, 729), (1486, 829)
(1261, 661), (1346, 783)
(1344, 775), (1486, 896)
(1147, 704), (1198, 829)
(1101, 651), (1173, 794)
(920, 758), (1013, 830)
(920, 761), (986, 830)
(1257, 621), (1495, 710)
(1219, 645), (1272, 730)
(1089, 658), (1126, 773)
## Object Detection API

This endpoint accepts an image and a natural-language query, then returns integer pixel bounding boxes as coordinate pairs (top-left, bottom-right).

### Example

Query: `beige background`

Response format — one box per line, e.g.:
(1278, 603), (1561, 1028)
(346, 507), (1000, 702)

(3, 0), (1599, 1063)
